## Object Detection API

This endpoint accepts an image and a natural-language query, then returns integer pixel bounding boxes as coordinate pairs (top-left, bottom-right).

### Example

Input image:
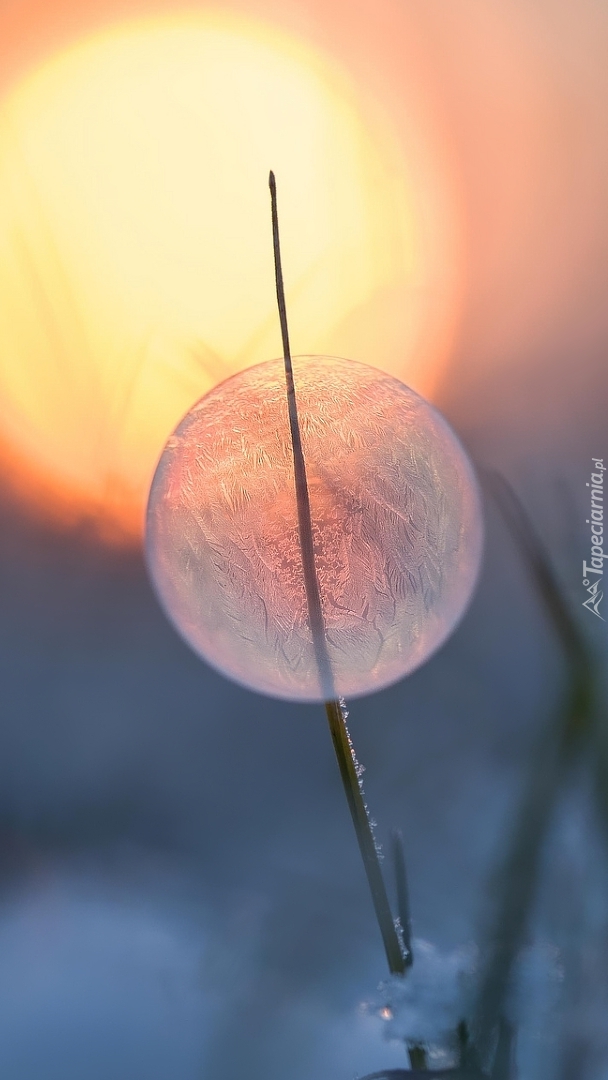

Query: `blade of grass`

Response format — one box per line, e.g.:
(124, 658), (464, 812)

(486, 473), (592, 682)
(269, 171), (406, 976)
(469, 473), (597, 1063)
(487, 472), (608, 837)
(408, 1046), (429, 1070)
(391, 831), (427, 1068)
(392, 829), (413, 968)
(325, 699), (407, 975)
(490, 1018), (515, 1080)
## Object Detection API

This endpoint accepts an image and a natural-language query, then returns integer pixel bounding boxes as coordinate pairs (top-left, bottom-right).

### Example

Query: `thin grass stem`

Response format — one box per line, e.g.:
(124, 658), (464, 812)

(407, 1046), (428, 1070)
(391, 831), (427, 1066)
(392, 829), (413, 967)
(489, 1018), (515, 1080)
(469, 474), (596, 1064)
(269, 170), (406, 976)
(325, 699), (407, 975)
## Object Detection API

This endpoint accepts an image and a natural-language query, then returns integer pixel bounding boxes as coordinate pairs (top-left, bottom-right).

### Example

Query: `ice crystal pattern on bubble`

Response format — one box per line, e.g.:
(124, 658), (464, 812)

(146, 356), (482, 701)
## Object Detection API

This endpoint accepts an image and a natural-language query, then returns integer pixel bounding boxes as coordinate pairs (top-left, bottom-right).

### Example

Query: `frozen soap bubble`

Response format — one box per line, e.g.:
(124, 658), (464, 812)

(146, 355), (483, 702)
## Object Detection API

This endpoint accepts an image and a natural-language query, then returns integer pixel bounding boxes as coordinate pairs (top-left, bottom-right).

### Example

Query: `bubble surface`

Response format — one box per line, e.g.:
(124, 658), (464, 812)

(146, 356), (483, 701)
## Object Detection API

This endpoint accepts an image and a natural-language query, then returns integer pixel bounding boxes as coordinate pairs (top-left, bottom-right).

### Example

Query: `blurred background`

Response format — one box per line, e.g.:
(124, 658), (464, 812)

(0, 0), (606, 1076)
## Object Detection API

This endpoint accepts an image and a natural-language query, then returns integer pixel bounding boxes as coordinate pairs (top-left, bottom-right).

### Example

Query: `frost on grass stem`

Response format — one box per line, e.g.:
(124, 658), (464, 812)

(342, 704), (368, 786)
(340, 697), (384, 864)
(367, 939), (477, 1067)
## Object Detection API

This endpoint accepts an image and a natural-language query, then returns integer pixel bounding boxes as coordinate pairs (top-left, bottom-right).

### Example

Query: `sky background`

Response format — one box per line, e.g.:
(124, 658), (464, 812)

(0, 1), (607, 1078)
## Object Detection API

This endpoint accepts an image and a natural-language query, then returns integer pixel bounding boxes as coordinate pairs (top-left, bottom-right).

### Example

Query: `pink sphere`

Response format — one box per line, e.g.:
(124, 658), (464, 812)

(146, 356), (483, 701)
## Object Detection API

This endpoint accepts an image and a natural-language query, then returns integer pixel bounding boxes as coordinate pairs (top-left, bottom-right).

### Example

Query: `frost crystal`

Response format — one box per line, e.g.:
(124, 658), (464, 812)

(368, 938), (477, 1051)
(340, 706), (383, 861)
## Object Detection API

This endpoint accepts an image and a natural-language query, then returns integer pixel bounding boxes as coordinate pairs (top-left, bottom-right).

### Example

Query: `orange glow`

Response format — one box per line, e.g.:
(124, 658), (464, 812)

(0, 12), (461, 539)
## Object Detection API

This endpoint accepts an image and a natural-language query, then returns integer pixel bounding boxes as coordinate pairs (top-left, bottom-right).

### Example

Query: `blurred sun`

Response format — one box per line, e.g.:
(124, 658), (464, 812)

(0, 13), (457, 539)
